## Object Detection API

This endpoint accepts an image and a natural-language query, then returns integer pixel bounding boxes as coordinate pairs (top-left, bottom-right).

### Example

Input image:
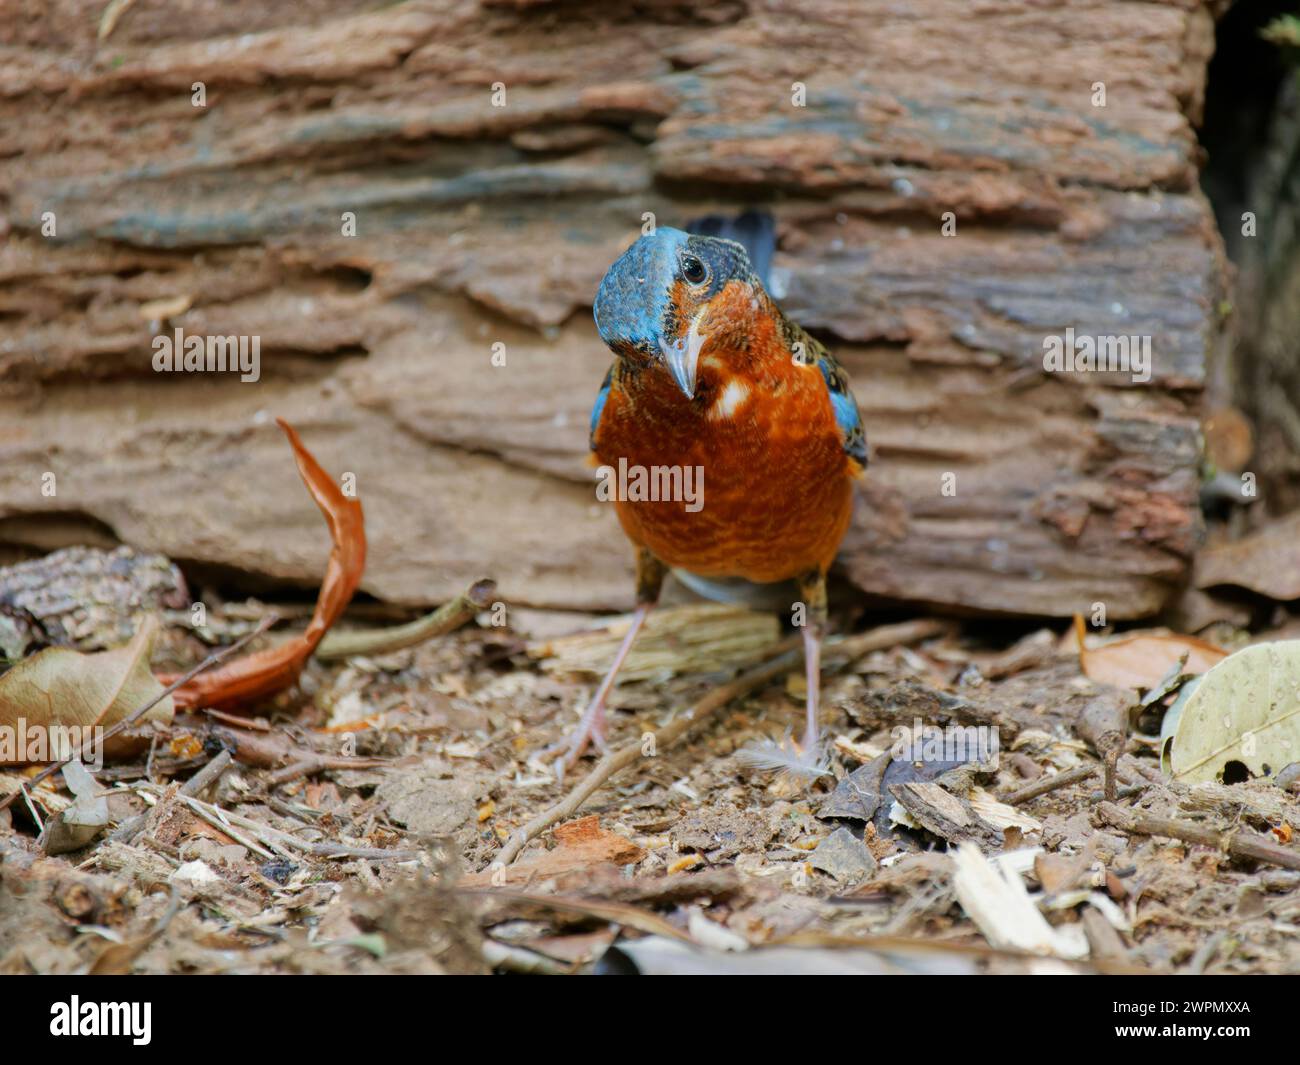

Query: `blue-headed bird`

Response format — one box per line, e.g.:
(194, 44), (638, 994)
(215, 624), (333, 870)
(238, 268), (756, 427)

(546, 211), (867, 775)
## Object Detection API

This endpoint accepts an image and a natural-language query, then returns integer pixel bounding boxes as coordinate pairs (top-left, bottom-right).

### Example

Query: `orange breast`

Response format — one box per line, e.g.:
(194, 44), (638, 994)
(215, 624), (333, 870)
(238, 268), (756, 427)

(594, 355), (855, 583)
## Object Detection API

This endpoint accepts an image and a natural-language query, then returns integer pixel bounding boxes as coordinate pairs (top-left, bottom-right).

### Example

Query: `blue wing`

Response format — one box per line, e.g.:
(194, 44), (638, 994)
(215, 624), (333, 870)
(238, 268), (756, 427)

(817, 354), (868, 468)
(795, 335), (868, 468)
(589, 364), (613, 450)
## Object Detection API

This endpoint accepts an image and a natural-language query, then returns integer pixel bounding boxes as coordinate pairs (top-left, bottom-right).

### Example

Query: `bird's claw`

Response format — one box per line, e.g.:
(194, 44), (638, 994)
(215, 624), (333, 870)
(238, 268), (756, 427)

(537, 714), (608, 783)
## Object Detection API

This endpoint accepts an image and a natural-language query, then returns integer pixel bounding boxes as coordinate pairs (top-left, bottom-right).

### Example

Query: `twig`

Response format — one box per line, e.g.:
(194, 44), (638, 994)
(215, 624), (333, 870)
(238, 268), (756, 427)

(496, 617), (948, 866)
(0, 615), (277, 812)
(181, 748), (235, 797)
(152, 787), (422, 862)
(1088, 783), (1144, 803)
(263, 795), (322, 823)
(108, 749), (234, 845)
(1096, 801), (1300, 871)
(315, 579), (496, 660)
(826, 618), (952, 663)
(1075, 695), (1128, 802)
(175, 795), (281, 860)
(288, 840), (422, 861)
(265, 754), (390, 788)
(18, 783), (44, 833)
(1000, 764), (1097, 806)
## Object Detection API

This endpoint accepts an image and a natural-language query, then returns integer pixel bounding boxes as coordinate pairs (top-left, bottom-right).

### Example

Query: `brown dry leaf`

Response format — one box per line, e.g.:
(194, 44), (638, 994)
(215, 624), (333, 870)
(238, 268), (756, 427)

(1073, 615), (1227, 691)
(1195, 512), (1300, 602)
(461, 815), (644, 886)
(162, 418), (366, 712)
(0, 617), (172, 765)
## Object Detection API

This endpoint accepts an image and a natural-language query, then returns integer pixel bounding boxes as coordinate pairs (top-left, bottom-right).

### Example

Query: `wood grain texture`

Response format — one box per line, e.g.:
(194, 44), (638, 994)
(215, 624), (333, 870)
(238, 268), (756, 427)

(0, 0), (1226, 617)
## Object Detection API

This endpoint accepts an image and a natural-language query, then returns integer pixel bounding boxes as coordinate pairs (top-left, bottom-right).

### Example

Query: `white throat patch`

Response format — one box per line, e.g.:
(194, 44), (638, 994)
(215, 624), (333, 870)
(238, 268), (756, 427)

(709, 379), (750, 420)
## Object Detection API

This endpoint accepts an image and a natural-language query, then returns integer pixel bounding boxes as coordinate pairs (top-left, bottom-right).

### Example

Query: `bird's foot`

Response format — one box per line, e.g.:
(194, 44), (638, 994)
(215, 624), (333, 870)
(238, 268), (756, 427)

(534, 600), (652, 783)
(536, 704), (608, 782)
(801, 723), (820, 758)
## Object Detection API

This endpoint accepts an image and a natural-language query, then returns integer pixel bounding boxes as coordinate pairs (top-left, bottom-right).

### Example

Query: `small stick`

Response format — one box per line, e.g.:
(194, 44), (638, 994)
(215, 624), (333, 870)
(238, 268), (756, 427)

(1096, 802), (1300, 871)
(289, 841), (422, 861)
(826, 618), (952, 663)
(315, 579), (496, 660)
(155, 788), (422, 862)
(496, 617), (948, 867)
(202, 708), (272, 730)
(0, 615), (276, 812)
(18, 783), (44, 833)
(1088, 783), (1144, 803)
(1000, 764), (1097, 806)
(109, 749), (235, 844)
(178, 796), (281, 860)
(181, 748), (235, 797)
(265, 754), (390, 788)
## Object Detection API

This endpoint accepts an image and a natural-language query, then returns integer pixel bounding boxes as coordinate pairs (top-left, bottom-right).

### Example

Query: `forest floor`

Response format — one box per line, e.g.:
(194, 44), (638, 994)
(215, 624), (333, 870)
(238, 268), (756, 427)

(3, 583), (1298, 975)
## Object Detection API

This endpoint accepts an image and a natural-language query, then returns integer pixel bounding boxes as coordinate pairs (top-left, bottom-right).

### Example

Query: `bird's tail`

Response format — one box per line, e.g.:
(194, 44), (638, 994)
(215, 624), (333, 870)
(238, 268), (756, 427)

(686, 209), (776, 290)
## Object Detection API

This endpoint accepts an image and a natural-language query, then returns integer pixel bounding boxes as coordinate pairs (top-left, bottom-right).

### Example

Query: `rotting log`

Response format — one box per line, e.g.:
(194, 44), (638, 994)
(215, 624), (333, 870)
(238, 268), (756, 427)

(0, 0), (1227, 618)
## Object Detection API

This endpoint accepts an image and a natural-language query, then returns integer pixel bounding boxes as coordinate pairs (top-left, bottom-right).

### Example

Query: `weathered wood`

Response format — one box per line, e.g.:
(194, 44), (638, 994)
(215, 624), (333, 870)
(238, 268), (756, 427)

(0, 0), (1226, 618)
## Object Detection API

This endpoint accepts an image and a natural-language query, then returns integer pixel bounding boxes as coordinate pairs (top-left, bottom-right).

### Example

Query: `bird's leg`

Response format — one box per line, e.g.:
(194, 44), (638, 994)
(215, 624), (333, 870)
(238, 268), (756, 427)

(543, 548), (665, 777)
(797, 570), (829, 755)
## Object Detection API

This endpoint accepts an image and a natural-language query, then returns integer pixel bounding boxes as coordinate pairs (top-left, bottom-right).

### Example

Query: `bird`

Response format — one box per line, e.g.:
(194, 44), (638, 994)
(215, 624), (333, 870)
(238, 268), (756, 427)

(544, 210), (867, 776)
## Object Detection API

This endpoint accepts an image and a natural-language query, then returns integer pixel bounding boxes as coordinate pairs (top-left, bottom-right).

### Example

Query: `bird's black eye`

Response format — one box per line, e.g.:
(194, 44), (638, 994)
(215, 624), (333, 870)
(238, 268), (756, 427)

(681, 254), (708, 285)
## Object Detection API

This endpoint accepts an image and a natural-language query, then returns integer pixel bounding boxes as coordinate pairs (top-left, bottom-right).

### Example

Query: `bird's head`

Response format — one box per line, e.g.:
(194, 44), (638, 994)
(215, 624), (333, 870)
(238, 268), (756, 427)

(593, 227), (765, 399)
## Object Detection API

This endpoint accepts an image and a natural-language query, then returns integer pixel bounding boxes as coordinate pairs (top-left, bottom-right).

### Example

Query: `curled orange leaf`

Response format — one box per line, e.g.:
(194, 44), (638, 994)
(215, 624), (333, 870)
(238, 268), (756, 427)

(163, 418), (366, 711)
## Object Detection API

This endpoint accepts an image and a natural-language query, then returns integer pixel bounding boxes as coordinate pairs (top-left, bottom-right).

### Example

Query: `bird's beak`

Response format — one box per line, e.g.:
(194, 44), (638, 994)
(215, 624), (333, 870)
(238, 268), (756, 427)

(658, 311), (709, 399)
